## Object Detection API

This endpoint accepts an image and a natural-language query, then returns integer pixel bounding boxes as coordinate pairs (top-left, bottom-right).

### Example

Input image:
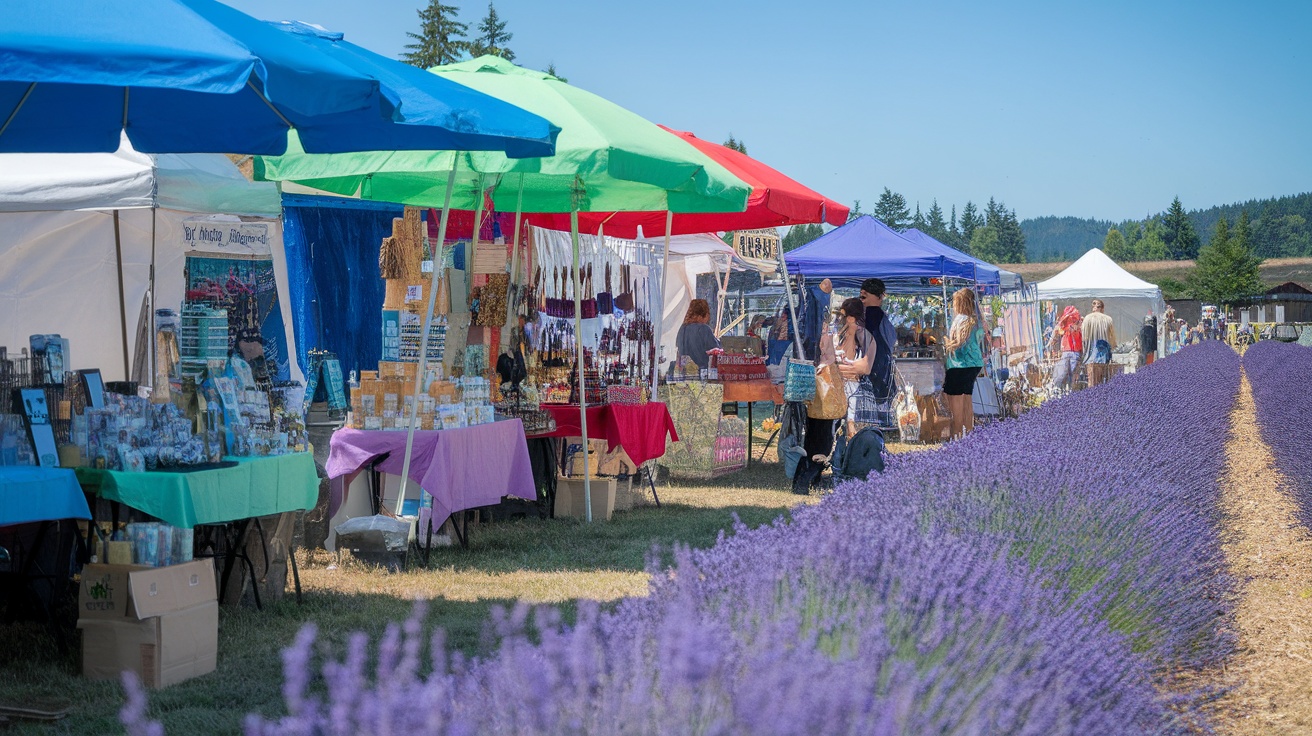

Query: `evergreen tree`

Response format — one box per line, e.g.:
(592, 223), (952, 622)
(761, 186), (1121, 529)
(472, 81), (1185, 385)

(969, 226), (1002, 262)
(781, 223), (824, 252)
(1134, 220), (1169, 261)
(926, 200), (948, 240)
(911, 202), (927, 231)
(1103, 228), (1130, 261)
(402, 0), (469, 68)
(960, 201), (981, 245)
(1187, 215), (1264, 305)
(544, 62), (567, 82)
(1162, 196), (1200, 260)
(948, 204), (962, 246)
(470, 2), (514, 60)
(722, 135), (747, 155)
(873, 188), (910, 230)
(984, 197), (1004, 229)
(984, 203), (1026, 263)
(848, 200), (864, 222)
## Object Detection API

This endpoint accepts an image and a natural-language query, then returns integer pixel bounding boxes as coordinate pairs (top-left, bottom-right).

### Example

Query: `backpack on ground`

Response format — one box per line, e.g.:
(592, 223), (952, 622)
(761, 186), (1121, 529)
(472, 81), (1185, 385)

(835, 425), (885, 481)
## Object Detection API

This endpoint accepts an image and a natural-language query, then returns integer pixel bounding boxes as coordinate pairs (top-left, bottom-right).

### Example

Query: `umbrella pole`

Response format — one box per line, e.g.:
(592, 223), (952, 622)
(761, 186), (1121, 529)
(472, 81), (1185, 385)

(396, 167), (458, 517)
(112, 210), (131, 380)
(505, 173), (525, 339)
(652, 210), (672, 394)
(776, 245), (804, 358)
(571, 208), (592, 523)
(149, 207), (157, 387)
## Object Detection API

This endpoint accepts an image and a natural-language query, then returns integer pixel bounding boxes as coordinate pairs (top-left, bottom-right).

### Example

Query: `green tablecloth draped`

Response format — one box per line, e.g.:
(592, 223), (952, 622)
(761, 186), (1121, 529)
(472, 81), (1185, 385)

(75, 453), (319, 528)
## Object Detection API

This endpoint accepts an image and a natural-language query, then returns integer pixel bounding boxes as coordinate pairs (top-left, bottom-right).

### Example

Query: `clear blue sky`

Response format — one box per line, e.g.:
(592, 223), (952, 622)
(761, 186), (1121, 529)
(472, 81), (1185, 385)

(226, 0), (1311, 223)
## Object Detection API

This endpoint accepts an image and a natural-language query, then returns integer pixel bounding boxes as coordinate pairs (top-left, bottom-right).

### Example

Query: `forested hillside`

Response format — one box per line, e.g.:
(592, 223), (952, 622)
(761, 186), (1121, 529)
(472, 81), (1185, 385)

(1023, 192), (1312, 262)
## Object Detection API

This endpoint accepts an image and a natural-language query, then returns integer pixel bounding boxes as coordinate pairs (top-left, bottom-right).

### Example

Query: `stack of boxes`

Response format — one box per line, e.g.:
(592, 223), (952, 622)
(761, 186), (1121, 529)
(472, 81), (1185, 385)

(78, 559), (218, 688)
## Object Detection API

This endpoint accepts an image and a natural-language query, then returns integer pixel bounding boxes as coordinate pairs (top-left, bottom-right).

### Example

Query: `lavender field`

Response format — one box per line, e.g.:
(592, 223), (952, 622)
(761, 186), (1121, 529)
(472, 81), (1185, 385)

(125, 341), (1301, 735)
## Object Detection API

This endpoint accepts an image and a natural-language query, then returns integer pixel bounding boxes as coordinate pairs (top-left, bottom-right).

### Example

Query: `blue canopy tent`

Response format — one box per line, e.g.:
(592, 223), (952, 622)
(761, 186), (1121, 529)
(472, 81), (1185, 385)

(784, 216), (983, 363)
(0, 0), (557, 156)
(900, 228), (1002, 287)
(785, 216), (976, 288)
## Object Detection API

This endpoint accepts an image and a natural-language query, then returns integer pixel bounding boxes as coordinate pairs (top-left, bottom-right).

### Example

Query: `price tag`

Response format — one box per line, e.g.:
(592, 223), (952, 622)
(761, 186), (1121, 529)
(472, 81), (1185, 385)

(421, 260), (434, 273)
(406, 285), (422, 302)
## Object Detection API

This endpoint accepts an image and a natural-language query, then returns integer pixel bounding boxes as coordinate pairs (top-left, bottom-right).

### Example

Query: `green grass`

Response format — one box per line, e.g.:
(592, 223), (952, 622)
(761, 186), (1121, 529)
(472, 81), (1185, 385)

(0, 462), (808, 735)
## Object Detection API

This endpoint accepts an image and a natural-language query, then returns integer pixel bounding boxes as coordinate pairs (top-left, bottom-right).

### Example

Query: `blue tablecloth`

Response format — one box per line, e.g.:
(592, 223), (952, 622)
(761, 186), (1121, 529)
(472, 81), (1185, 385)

(0, 466), (92, 526)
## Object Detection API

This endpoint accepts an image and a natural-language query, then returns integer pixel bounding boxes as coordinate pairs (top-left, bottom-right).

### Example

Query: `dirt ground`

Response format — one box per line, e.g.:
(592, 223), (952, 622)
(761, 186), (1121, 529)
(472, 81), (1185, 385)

(1207, 373), (1312, 733)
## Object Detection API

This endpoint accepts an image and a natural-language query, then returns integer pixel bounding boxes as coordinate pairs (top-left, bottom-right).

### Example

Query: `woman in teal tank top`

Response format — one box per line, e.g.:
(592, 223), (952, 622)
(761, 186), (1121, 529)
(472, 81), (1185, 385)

(943, 288), (985, 438)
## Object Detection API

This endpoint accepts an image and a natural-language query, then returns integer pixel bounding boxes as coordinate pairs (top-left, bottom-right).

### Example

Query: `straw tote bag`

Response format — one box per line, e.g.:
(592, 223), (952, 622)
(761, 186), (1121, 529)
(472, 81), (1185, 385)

(807, 363), (847, 420)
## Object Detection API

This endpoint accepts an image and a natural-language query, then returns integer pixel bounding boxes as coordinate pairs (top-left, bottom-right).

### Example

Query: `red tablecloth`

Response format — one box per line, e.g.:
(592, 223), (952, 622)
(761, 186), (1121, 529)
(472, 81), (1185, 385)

(533, 403), (679, 466)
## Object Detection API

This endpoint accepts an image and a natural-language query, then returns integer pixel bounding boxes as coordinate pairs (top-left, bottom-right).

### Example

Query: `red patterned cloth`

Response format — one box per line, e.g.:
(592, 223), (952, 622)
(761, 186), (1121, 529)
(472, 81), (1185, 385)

(532, 403), (678, 466)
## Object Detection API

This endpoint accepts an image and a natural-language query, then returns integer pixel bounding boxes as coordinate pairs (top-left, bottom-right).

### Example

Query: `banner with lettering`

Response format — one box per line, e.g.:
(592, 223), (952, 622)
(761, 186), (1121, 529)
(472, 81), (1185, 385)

(181, 217), (289, 381)
(179, 217), (272, 257)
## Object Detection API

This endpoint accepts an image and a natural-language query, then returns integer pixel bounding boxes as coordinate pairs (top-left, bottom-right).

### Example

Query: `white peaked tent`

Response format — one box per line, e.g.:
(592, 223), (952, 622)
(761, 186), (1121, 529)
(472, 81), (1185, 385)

(1036, 248), (1166, 348)
(0, 137), (298, 383)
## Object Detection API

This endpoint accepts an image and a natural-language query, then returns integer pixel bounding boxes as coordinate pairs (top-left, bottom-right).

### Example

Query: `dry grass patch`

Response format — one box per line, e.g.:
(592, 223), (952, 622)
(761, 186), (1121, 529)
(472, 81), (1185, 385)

(1208, 373), (1312, 734)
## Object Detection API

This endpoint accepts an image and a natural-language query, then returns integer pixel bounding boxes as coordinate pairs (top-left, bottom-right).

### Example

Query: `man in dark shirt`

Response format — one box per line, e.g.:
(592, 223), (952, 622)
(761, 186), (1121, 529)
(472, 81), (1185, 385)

(859, 278), (896, 403)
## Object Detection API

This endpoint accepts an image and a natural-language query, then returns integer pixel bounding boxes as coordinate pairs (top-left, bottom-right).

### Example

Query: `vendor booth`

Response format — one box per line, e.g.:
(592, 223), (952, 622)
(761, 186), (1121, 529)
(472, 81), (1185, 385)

(0, 142), (319, 615)
(0, 138), (299, 384)
(1035, 248), (1166, 358)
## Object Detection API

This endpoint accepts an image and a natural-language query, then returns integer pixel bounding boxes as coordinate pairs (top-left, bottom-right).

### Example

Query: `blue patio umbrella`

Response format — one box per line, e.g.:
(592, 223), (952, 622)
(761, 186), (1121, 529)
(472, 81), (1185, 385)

(0, 0), (557, 156)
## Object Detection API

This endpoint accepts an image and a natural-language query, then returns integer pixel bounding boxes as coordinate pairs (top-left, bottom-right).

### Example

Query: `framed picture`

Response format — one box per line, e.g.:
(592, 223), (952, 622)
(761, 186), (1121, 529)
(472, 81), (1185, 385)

(30, 423), (59, 467)
(19, 387), (49, 425)
(81, 369), (106, 409)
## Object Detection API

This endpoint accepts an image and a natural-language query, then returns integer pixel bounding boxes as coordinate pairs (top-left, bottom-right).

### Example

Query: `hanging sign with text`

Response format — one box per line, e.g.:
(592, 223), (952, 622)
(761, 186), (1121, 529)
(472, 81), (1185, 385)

(732, 229), (779, 262)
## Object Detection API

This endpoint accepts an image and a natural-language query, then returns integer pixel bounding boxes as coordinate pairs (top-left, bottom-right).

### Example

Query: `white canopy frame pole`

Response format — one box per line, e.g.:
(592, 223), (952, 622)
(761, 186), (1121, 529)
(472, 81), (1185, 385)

(395, 166), (458, 516)
(570, 203), (593, 523)
(652, 210), (673, 394)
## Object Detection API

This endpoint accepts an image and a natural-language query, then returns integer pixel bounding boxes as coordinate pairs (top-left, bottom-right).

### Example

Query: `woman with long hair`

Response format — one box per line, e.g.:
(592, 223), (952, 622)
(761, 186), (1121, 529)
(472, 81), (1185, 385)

(674, 298), (719, 372)
(835, 297), (877, 437)
(943, 288), (985, 439)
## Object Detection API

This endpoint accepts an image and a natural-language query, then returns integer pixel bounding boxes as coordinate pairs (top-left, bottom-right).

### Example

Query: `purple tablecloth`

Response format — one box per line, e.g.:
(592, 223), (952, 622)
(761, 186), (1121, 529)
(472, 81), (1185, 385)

(327, 420), (536, 529)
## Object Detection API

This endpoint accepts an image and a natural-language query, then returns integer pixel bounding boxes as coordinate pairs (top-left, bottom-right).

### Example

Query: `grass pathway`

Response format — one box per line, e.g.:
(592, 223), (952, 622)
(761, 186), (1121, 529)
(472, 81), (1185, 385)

(1211, 372), (1312, 733)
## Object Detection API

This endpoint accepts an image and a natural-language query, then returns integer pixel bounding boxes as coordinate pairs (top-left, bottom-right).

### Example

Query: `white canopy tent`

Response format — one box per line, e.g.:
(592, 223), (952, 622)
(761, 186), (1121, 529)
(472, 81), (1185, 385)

(0, 137), (299, 383)
(1036, 248), (1166, 349)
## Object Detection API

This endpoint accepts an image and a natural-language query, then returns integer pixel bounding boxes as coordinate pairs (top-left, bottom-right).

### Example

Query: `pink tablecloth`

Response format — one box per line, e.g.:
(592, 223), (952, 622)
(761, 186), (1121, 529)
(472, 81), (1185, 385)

(327, 420), (536, 528)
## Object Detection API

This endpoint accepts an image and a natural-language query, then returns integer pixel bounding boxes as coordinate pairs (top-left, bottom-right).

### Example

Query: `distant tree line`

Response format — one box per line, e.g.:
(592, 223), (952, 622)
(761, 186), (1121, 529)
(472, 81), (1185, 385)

(1023, 192), (1312, 263)
(780, 187), (1027, 263)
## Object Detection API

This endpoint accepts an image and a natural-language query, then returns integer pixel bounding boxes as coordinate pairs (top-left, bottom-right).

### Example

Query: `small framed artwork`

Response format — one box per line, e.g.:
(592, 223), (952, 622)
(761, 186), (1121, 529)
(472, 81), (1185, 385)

(30, 423), (59, 467)
(19, 387), (49, 425)
(81, 369), (106, 409)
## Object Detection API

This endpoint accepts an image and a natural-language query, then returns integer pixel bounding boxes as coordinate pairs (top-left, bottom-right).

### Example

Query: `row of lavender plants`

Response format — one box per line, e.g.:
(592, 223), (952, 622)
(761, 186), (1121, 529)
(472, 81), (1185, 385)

(123, 342), (1242, 735)
(1243, 340), (1312, 530)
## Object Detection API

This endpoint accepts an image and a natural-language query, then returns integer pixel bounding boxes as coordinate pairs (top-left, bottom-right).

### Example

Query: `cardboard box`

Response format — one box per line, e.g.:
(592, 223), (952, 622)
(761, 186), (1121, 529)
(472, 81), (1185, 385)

(78, 559), (218, 688)
(555, 477), (616, 521)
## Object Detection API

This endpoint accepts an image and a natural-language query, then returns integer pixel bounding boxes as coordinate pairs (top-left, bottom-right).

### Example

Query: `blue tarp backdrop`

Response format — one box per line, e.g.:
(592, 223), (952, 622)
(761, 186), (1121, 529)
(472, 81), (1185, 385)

(281, 193), (401, 382)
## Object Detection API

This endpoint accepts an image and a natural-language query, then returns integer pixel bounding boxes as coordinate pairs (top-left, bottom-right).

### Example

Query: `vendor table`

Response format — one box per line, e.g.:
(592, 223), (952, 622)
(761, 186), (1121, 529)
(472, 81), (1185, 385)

(75, 453), (319, 529)
(326, 420), (536, 548)
(0, 467), (91, 646)
(532, 402), (678, 467)
(76, 454), (318, 609)
(1, 467), (91, 526)
(717, 380), (784, 465)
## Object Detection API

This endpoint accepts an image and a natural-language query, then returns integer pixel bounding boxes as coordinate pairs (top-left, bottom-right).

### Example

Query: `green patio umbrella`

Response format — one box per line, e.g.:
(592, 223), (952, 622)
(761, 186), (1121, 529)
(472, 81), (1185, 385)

(257, 56), (751, 523)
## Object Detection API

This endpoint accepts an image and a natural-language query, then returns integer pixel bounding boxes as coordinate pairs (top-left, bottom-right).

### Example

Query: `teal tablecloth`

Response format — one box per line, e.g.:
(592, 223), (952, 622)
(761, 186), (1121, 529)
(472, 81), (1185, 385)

(0, 466), (92, 525)
(75, 453), (318, 528)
